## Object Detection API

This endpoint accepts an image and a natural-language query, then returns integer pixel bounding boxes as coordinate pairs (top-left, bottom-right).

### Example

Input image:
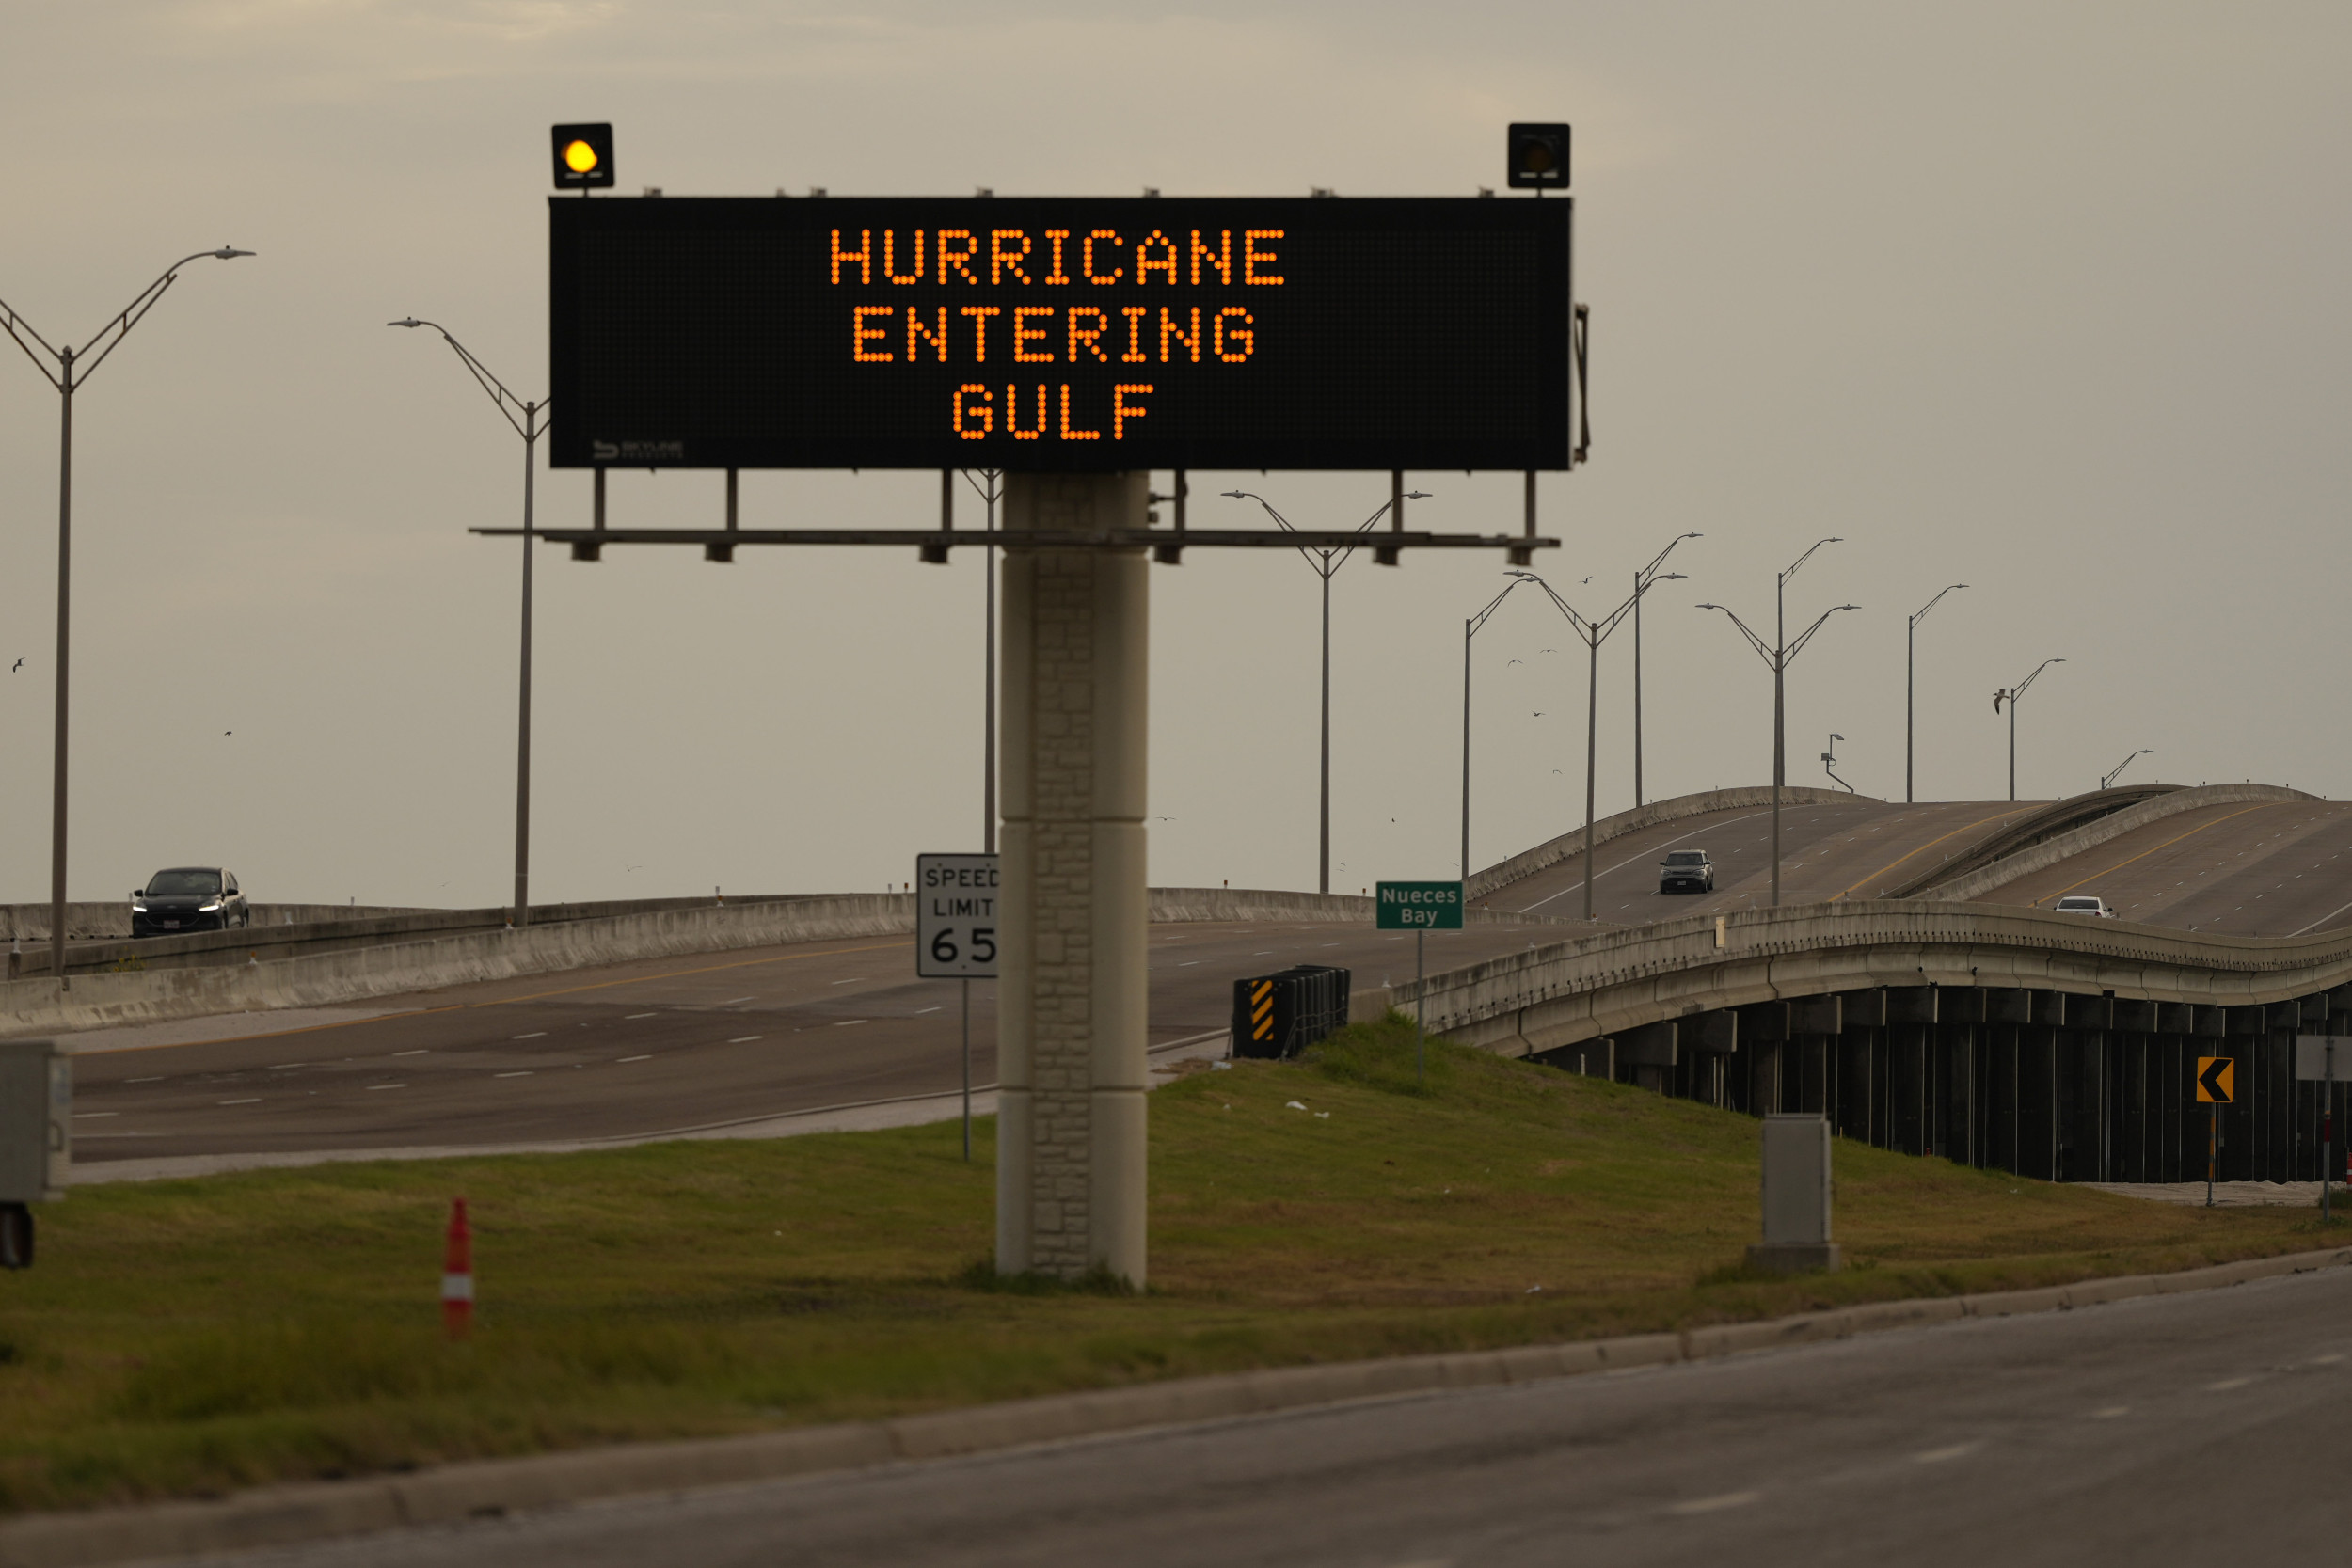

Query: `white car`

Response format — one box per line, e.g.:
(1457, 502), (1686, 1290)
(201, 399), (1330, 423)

(2052, 895), (2116, 919)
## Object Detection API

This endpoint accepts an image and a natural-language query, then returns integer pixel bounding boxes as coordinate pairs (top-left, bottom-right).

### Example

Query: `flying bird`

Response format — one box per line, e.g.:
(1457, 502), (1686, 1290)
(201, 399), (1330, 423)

(223, 730), (232, 736)
(1993, 691), (2005, 713)
(9, 658), (19, 673)
(1507, 658), (1522, 665)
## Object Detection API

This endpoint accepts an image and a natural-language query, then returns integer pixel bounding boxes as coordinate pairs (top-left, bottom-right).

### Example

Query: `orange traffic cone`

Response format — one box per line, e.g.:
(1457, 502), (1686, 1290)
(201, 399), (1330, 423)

(442, 1197), (473, 1339)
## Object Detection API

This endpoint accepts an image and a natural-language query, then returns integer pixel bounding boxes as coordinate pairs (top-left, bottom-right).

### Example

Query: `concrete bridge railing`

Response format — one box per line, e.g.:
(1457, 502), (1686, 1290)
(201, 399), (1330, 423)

(1361, 897), (2352, 1059)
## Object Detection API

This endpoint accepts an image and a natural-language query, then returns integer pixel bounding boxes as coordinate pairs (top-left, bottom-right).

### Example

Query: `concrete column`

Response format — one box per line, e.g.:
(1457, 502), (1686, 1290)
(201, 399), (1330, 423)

(995, 472), (1150, 1286)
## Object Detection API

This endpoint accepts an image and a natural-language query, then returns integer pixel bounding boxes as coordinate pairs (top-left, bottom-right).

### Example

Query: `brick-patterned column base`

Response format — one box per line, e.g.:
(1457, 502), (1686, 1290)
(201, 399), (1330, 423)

(994, 472), (1150, 1285)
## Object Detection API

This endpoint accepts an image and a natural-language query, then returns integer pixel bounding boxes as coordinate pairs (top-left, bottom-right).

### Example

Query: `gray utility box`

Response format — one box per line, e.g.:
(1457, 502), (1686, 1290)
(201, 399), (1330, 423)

(1748, 1113), (1839, 1275)
(0, 1040), (70, 1203)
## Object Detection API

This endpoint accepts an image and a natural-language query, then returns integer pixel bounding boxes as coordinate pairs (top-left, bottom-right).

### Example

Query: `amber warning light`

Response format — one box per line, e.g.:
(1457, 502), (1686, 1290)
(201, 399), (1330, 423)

(550, 123), (613, 190)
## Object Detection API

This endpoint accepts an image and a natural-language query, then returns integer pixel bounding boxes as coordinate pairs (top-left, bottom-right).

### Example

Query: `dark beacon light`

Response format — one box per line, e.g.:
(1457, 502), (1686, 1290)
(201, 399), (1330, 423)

(1506, 122), (1571, 191)
(551, 123), (614, 191)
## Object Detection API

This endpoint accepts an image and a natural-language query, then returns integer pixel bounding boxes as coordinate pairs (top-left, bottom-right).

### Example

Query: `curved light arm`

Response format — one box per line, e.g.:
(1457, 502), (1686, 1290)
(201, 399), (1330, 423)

(1695, 601), (1775, 668)
(2101, 748), (2153, 789)
(1225, 486), (1426, 577)
(388, 318), (547, 440)
(1509, 567), (1600, 643)
(1467, 576), (1529, 639)
(2, 247), (253, 390)
(1910, 582), (1968, 630)
(1785, 603), (1860, 664)
(1637, 531), (1702, 588)
(2011, 656), (2065, 701)
(1779, 535), (1842, 588)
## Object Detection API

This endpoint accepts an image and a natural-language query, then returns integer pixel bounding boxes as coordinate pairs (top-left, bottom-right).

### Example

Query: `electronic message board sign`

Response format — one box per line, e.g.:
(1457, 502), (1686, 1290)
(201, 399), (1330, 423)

(548, 196), (1573, 473)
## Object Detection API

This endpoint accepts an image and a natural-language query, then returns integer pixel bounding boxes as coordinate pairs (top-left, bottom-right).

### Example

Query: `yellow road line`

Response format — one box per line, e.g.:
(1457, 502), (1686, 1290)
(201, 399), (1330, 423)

(77, 937), (915, 1055)
(2022, 804), (2281, 906)
(1832, 809), (2026, 901)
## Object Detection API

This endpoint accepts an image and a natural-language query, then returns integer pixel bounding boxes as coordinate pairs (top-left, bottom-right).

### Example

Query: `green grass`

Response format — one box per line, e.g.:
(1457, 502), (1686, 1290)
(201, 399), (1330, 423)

(0, 1012), (2334, 1514)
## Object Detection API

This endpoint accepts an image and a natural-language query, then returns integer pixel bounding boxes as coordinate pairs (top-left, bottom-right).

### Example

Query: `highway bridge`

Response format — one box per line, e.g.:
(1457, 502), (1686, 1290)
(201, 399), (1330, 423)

(15, 782), (2352, 1190)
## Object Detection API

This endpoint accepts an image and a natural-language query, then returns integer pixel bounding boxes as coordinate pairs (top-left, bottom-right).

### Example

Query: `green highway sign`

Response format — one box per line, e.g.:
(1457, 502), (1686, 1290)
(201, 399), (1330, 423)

(1376, 880), (1463, 930)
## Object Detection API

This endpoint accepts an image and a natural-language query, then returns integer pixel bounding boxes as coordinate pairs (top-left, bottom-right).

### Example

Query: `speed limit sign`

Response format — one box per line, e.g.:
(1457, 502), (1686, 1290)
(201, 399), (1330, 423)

(915, 853), (999, 978)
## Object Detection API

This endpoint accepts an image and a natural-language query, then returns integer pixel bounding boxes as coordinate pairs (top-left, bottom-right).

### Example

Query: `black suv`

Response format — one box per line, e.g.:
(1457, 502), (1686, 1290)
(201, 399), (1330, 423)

(1658, 850), (1715, 894)
(132, 867), (250, 937)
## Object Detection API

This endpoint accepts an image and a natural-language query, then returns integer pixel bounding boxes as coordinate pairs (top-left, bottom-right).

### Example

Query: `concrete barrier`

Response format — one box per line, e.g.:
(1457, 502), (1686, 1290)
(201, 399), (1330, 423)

(0, 903), (433, 942)
(1911, 782), (2317, 903)
(1366, 895), (2352, 1060)
(0, 896), (918, 1039)
(1466, 786), (1869, 903)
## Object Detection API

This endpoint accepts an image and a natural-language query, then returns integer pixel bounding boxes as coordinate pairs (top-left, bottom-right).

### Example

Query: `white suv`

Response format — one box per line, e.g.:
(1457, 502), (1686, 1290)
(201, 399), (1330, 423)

(1659, 850), (1715, 894)
(2052, 895), (2116, 919)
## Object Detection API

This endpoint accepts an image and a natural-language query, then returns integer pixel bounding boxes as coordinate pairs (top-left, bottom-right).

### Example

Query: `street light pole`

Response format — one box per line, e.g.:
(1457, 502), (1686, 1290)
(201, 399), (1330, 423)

(2101, 748), (2153, 791)
(1630, 532), (1701, 807)
(1904, 584), (1967, 804)
(1696, 538), (1855, 908)
(1226, 485), (1424, 893)
(1511, 568), (1676, 922)
(1, 247), (255, 987)
(1461, 578), (1531, 879)
(389, 320), (548, 925)
(1993, 657), (2064, 803)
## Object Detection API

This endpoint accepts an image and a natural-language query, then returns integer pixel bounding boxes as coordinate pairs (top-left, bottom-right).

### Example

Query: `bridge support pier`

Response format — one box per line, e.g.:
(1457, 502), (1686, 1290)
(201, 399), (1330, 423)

(994, 472), (1151, 1287)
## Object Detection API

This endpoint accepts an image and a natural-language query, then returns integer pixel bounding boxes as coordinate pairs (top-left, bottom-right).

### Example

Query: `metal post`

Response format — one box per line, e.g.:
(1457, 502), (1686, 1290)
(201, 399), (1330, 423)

(984, 474), (998, 855)
(1583, 631), (1599, 922)
(1319, 566), (1331, 895)
(48, 350), (73, 989)
(1415, 927), (1425, 1085)
(1772, 573), (1785, 909)
(1905, 614), (1915, 805)
(2206, 1103), (2216, 1208)
(1460, 618), (1472, 879)
(961, 975), (972, 1164)
(514, 403), (537, 927)
(2325, 1042), (2334, 1223)
(1632, 567), (1645, 807)
(2009, 695), (2016, 803)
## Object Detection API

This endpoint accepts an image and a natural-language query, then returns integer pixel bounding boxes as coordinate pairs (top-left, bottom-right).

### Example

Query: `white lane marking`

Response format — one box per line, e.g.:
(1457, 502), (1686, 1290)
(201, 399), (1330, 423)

(495, 1071), (532, 1079)
(269, 1063), (306, 1070)
(2308, 1354), (2344, 1365)
(1518, 809), (1774, 912)
(914, 1006), (944, 1014)
(512, 1033), (547, 1040)
(218, 1098), (261, 1105)
(1914, 1442), (1980, 1464)
(393, 1049), (428, 1056)
(126, 1076), (162, 1083)
(1179, 960), (1202, 966)
(720, 996), (756, 1006)
(1669, 1491), (1760, 1516)
(832, 1020), (867, 1027)
(2288, 897), (2352, 936)
(2091, 1405), (2130, 1418)
(729, 1035), (764, 1043)
(368, 1084), (405, 1091)
(617, 1054), (652, 1063)
(828, 977), (866, 986)
(625, 1012), (658, 1020)
(2206, 1376), (2256, 1391)
(74, 1111), (119, 1118)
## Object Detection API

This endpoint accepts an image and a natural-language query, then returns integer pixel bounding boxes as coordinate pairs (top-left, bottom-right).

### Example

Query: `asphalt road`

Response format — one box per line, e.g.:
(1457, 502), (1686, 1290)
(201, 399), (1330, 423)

(1489, 798), (2037, 922)
(1969, 798), (2352, 937)
(199, 1262), (2352, 1568)
(65, 919), (1548, 1163)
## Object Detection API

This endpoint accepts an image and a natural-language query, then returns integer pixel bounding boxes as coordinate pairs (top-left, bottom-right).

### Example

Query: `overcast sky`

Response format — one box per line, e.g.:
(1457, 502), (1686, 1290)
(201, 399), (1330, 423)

(1, 1), (2345, 910)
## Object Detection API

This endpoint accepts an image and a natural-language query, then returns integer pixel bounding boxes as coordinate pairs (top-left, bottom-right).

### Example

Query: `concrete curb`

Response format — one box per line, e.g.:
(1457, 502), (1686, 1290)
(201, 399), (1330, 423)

(5, 1243), (2347, 1567)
